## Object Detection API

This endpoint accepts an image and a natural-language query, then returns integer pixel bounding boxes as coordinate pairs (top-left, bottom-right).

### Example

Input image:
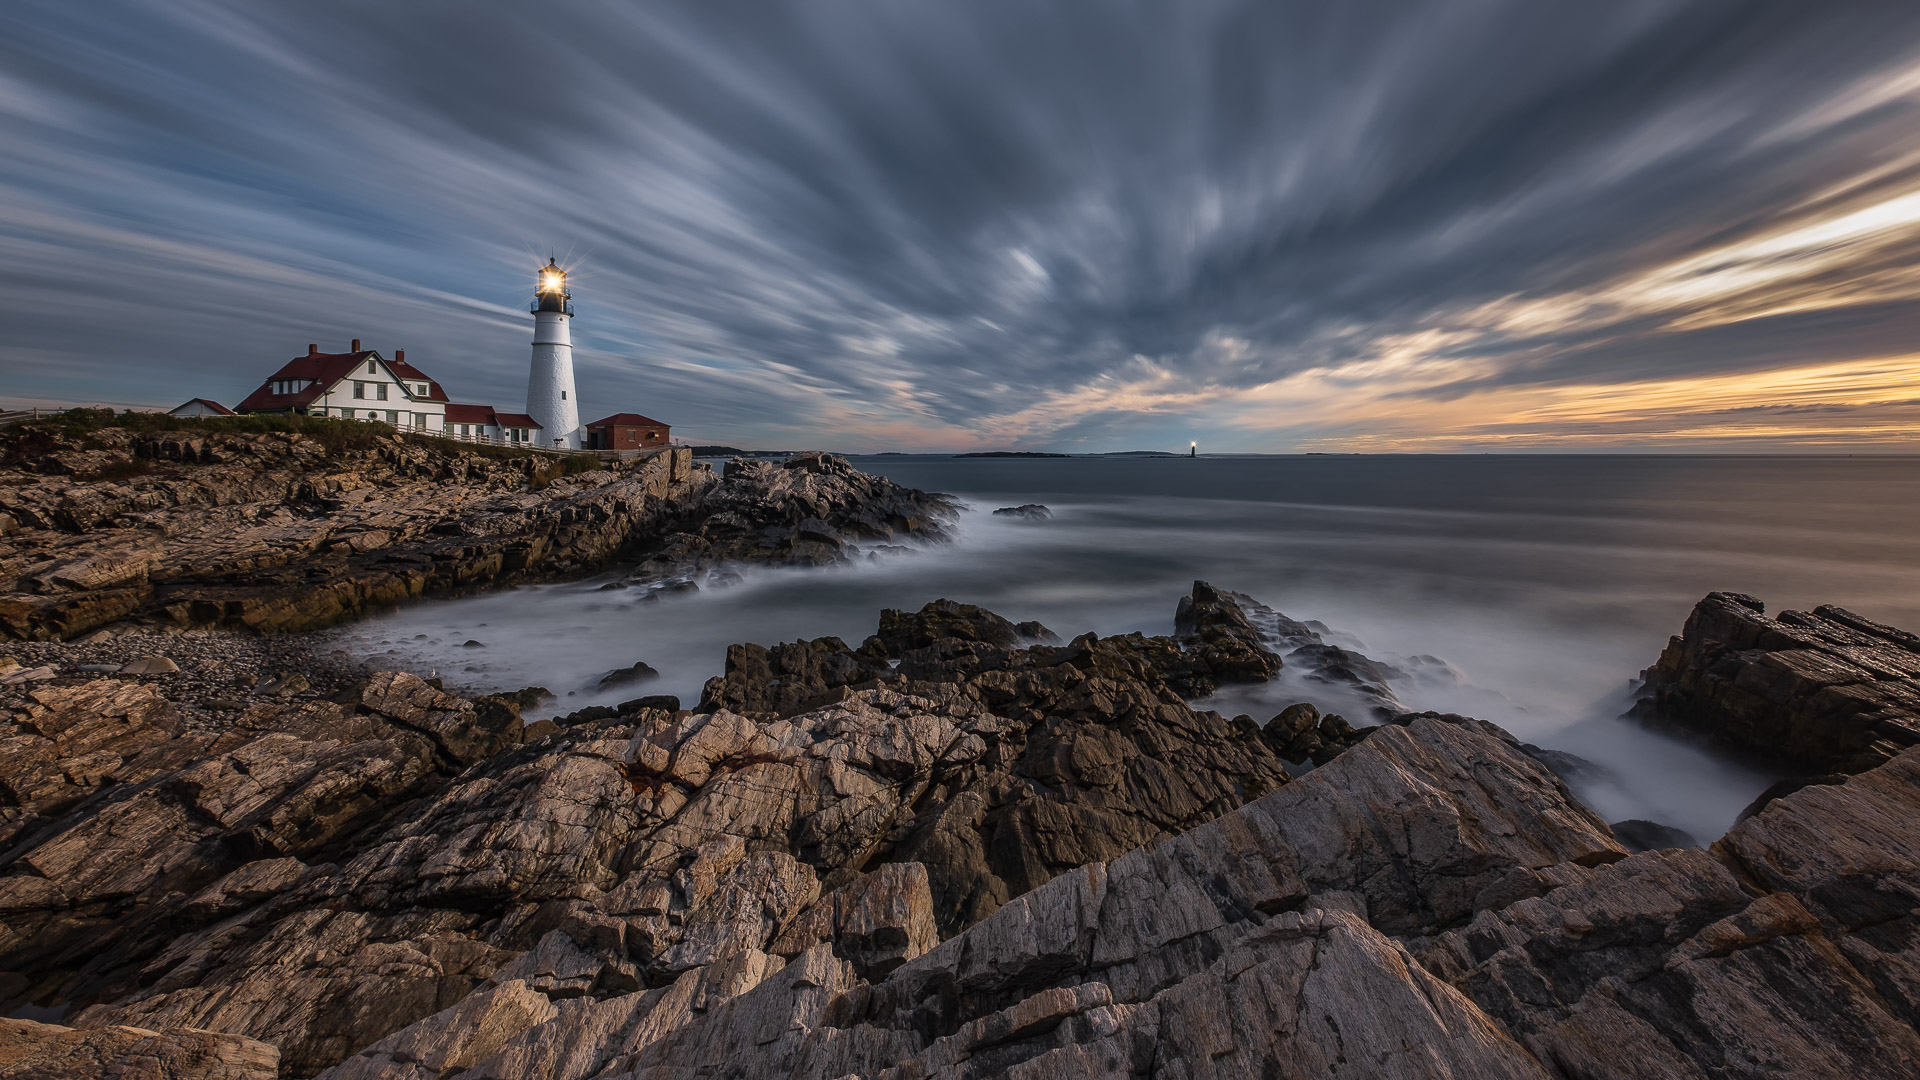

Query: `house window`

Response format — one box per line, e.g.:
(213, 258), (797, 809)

(386, 410), (398, 423)
(353, 382), (366, 399)
(560, 390), (566, 400)
(376, 383), (388, 401)
(367, 360), (376, 374)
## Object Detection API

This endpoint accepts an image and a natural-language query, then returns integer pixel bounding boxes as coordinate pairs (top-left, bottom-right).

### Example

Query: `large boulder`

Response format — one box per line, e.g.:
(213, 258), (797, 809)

(1635, 591), (1920, 773)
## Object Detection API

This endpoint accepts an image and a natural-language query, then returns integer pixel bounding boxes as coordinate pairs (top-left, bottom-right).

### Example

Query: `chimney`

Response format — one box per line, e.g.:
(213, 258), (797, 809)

(351, 338), (361, 352)
(308, 343), (318, 356)
(394, 349), (404, 363)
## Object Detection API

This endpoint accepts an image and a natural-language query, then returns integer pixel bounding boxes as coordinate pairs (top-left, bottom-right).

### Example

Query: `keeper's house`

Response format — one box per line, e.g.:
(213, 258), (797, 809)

(238, 341), (450, 431)
(235, 340), (543, 445)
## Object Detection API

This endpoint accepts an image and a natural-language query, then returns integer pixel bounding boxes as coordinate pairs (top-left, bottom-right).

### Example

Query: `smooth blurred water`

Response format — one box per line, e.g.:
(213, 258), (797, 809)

(330, 454), (1920, 844)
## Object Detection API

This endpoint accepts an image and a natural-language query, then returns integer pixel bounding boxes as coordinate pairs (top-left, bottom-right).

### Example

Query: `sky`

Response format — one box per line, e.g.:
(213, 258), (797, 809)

(4, 2), (1920, 453)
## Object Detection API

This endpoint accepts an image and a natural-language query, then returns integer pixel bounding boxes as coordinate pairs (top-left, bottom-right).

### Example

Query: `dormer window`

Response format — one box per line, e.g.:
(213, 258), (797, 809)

(367, 359), (376, 374)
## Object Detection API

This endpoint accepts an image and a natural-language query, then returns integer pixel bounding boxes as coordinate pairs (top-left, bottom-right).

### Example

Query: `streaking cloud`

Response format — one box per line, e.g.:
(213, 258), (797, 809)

(2, 1), (1919, 451)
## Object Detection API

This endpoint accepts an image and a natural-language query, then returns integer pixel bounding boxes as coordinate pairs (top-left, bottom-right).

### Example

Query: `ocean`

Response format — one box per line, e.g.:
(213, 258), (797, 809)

(331, 453), (1920, 843)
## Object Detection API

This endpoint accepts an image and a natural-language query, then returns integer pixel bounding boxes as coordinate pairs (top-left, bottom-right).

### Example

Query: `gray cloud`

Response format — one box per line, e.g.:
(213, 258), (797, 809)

(3, 1), (1920, 449)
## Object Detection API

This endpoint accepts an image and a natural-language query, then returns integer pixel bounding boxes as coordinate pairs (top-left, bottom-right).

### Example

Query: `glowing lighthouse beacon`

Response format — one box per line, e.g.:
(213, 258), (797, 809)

(526, 258), (581, 449)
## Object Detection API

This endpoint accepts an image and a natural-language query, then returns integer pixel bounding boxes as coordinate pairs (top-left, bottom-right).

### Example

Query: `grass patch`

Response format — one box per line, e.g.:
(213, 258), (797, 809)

(529, 453), (607, 490)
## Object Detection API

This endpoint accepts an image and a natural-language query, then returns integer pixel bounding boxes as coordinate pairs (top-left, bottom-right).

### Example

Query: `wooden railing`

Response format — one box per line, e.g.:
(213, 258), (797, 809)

(0, 407), (63, 429)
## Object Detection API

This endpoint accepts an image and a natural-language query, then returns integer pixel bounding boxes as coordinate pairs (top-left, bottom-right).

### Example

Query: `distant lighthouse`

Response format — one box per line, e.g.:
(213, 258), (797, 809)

(526, 258), (581, 449)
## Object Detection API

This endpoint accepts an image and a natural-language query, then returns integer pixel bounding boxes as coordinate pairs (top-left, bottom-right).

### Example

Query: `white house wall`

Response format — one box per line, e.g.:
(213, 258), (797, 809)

(307, 355), (446, 431)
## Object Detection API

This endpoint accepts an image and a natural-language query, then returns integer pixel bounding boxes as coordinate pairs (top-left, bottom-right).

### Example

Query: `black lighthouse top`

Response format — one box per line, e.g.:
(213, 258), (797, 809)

(532, 258), (573, 315)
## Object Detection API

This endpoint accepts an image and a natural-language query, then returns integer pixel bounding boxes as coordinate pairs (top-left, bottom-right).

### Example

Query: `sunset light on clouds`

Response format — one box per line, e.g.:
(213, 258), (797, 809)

(3, 2), (1920, 452)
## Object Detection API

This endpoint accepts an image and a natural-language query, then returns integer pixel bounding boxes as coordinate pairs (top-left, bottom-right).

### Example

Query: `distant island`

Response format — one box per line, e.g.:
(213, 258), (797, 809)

(955, 451), (1069, 458)
(687, 444), (797, 458)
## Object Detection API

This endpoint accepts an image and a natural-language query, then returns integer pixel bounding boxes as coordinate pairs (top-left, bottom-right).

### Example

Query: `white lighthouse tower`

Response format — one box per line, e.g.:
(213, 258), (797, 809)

(526, 258), (581, 449)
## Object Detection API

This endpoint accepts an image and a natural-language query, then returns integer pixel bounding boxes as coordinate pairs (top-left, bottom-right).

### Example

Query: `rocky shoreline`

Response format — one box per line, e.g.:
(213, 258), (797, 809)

(0, 569), (1916, 1077)
(0, 421), (955, 641)
(2, 433), (1918, 1078)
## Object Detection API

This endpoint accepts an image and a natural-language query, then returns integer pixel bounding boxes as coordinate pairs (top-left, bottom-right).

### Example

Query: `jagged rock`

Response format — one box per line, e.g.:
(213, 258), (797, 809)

(0, 430), (715, 641)
(1265, 700), (1372, 764)
(1172, 580), (1282, 684)
(1013, 619), (1058, 642)
(991, 504), (1051, 520)
(12, 590), (1920, 1080)
(0, 675), (562, 1059)
(876, 598), (1021, 652)
(1716, 744), (1920, 1029)
(517, 716), (1615, 1078)
(1635, 591), (1920, 772)
(698, 636), (888, 717)
(181, 858), (308, 922)
(769, 862), (939, 979)
(314, 980), (557, 1080)
(1609, 818), (1697, 852)
(0, 1016), (279, 1080)
(630, 452), (955, 580)
(120, 655), (180, 675)
(1418, 845), (1920, 1078)
(595, 660), (659, 691)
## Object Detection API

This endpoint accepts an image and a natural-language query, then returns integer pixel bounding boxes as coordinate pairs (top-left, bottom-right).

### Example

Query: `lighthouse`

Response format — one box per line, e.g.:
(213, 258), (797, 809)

(526, 258), (581, 449)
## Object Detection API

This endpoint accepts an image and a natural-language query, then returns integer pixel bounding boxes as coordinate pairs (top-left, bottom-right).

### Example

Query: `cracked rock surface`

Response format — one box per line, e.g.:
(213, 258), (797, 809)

(2, 584), (1917, 1079)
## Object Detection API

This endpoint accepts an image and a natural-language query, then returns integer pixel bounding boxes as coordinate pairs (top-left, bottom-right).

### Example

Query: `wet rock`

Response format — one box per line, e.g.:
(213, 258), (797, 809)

(877, 598), (1021, 652)
(1635, 591), (1920, 773)
(630, 451), (955, 579)
(698, 636), (888, 717)
(1610, 817), (1698, 851)
(1172, 580), (1281, 684)
(595, 660), (659, 691)
(617, 694), (680, 713)
(1013, 619), (1058, 642)
(8, 590), (1918, 1080)
(991, 504), (1051, 520)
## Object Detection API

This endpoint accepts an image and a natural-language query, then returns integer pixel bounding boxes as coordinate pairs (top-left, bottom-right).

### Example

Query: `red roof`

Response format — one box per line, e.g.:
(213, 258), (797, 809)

(586, 412), (670, 429)
(236, 349), (446, 412)
(387, 357), (450, 402)
(443, 403), (497, 424)
(171, 398), (234, 416)
(492, 412), (542, 429)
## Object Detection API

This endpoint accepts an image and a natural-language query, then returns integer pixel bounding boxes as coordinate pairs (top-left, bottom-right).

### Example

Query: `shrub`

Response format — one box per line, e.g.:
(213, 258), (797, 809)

(6, 409), (580, 463)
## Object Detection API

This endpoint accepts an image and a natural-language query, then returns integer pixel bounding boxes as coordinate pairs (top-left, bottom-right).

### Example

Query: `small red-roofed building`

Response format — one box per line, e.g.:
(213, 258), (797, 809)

(442, 403), (543, 444)
(585, 412), (671, 451)
(167, 398), (233, 418)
